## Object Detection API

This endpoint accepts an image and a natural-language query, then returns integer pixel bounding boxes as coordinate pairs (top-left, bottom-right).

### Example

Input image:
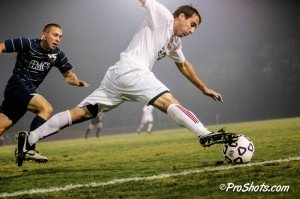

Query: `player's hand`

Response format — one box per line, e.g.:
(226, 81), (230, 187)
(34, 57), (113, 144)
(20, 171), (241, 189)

(203, 88), (223, 102)
(78, 80), (90, 88)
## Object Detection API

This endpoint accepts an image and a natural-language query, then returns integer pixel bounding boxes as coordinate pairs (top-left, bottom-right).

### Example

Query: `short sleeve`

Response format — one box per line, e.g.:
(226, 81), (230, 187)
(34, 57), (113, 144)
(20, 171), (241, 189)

(169, 49), (185, 63)
(4, 38), (30, 53)
(55, 50), (73, 73)
(168, 38), (185, 63)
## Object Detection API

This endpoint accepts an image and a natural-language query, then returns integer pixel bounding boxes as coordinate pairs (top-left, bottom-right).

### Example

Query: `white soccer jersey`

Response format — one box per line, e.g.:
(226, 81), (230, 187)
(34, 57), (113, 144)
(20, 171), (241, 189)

(78, 0), (184, 109)
(114, 0), (185, 71)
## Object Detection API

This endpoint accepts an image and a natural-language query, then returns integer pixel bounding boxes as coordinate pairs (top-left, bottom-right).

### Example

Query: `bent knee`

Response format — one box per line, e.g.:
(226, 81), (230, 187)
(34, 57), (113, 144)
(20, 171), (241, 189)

(153, 94), (180, 113)
(70, 106), (92, 122)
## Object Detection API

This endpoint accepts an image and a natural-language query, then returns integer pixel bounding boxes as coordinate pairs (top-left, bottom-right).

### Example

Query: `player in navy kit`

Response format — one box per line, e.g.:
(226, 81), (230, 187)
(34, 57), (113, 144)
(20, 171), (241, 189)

(0, 23), (89, 164)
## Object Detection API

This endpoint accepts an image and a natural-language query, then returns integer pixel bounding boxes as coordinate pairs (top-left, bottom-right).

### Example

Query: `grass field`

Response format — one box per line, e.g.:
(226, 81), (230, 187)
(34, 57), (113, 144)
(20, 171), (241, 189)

(0, 117), (299, 198)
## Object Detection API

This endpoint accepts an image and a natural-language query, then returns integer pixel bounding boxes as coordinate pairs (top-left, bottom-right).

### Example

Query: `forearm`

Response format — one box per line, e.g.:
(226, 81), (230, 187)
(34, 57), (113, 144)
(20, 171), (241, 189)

(177, 60), (223, 101)
(177, 60), (208, 93)
(63, 71), (85, 87)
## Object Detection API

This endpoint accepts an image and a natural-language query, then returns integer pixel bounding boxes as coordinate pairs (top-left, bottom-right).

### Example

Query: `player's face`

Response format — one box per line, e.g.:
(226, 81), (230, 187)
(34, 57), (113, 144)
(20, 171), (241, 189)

(41, 27), (62, 51)
(175, 13), (200, 38)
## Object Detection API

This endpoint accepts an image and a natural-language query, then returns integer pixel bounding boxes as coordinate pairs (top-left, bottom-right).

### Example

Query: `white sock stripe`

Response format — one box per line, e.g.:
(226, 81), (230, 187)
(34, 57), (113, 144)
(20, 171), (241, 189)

(190, 111), (200, 123)
(187, 112), (199, 123)
(176, 105), (199, 123)
(178, 105), (199, 123)
(167, 104), (207, 136)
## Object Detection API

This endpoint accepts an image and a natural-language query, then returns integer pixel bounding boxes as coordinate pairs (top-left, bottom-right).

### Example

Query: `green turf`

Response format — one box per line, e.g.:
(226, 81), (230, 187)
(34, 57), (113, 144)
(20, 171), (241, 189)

(0, 117), (299, 198)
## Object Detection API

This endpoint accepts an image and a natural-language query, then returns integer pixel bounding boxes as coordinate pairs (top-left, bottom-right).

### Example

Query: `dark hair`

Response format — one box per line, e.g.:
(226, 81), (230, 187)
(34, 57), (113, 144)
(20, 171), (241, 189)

(173, 5), (201, 23)
(43, 23), (62, 32)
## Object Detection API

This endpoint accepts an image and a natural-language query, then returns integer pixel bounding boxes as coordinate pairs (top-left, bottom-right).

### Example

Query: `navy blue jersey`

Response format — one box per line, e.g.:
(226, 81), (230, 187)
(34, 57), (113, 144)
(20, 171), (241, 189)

(4, 37), (73, 89)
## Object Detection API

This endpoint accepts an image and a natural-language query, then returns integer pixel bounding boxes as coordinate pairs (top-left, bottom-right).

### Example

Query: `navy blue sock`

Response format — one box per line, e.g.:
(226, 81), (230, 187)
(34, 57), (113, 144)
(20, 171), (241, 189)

(29, 115), (46, 150)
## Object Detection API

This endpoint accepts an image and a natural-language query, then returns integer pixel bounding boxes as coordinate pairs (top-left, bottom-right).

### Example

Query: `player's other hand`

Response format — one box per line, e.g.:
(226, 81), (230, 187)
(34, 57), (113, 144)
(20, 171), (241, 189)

(78, 80), (90, 88)
(203, 88), (223, 102)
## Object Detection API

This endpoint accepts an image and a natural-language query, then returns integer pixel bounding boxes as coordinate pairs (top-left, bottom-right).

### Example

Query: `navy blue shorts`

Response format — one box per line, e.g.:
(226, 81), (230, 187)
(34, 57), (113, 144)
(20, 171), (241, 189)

(0, 78), (36, 124)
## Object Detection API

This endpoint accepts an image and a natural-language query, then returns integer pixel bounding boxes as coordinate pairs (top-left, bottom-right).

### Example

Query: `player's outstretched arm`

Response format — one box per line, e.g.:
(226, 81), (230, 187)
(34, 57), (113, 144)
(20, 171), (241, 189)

(175, 60), (223, 102)
(0, 42), (5, 54)
(63, 71), (90, 88)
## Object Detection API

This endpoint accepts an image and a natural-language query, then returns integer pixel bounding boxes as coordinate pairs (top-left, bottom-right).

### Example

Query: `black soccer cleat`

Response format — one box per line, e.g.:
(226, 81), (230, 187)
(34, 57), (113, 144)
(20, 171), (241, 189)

(16, 131), (28, 167)
(198, 128), (239, 147)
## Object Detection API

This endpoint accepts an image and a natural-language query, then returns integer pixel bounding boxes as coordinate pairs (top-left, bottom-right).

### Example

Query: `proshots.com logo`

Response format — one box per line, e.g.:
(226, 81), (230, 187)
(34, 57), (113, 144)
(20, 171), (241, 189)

(219, 182), (289, 193)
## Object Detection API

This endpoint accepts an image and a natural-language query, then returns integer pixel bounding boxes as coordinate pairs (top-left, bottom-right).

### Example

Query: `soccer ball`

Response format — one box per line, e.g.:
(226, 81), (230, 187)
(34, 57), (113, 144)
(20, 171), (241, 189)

(222, 134), (255, 164)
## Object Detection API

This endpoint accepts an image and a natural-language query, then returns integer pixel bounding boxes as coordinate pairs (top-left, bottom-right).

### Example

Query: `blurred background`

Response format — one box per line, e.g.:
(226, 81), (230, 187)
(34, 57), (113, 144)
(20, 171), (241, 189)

(0, 0), (299, 145)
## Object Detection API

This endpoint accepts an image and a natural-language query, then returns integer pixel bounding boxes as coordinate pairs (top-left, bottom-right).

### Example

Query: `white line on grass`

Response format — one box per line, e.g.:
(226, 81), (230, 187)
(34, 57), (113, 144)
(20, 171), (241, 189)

(1, 156), (299, 198)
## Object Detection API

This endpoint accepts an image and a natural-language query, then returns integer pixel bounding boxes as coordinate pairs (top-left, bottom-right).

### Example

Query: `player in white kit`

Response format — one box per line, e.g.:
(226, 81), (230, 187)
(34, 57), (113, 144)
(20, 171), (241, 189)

(17, 0), (239, 165)
(137, 105), (154, 134)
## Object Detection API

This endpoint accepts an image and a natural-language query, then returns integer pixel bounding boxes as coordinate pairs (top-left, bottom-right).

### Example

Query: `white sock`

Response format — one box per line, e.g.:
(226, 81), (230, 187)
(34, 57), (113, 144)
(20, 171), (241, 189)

(28, 110), (72, 146)
(167, 104), (211, 137)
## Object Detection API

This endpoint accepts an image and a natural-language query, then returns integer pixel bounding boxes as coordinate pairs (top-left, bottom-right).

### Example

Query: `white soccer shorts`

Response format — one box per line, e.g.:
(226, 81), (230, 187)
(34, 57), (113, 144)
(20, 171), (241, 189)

(78, 66), (169, 112)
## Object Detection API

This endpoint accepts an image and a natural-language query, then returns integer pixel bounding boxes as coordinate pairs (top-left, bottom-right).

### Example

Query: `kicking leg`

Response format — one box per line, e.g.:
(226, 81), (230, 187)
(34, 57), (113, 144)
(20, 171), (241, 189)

(153, 92), (238, 147)
(198, 128), (239, 147)
(153, 92), (210, 137)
